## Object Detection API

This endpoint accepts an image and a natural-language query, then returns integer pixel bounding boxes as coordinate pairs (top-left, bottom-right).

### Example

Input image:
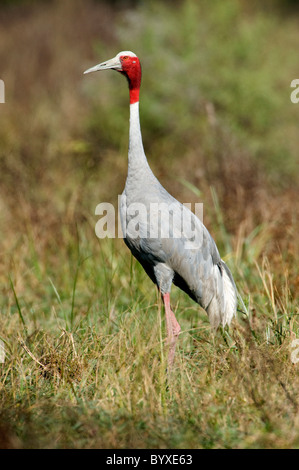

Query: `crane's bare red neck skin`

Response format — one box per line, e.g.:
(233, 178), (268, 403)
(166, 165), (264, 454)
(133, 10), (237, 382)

(118, 56), (142, 104)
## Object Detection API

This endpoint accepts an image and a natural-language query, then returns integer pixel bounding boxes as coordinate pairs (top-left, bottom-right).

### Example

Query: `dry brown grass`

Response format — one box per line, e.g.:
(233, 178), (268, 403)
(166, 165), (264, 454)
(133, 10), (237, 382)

(0, 0), (298, 449)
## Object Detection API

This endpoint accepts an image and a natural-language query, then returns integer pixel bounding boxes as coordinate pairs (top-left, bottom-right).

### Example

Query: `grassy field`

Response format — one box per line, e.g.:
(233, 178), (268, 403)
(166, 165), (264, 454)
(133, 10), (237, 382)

(0, 0), (299, 448)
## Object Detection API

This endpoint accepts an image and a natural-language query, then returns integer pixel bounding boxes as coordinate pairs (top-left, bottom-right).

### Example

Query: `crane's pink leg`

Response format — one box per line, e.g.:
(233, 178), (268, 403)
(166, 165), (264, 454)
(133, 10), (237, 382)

(162, 293), (181, 369)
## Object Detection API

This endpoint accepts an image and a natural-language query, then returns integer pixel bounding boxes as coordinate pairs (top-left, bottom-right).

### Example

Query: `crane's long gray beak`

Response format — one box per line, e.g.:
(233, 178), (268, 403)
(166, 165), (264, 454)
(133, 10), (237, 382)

(83, 56), (122, 74)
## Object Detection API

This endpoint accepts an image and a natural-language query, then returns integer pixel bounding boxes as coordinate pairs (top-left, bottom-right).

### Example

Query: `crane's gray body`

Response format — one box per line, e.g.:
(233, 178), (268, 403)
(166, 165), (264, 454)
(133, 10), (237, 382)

(120, 102), (237, 328)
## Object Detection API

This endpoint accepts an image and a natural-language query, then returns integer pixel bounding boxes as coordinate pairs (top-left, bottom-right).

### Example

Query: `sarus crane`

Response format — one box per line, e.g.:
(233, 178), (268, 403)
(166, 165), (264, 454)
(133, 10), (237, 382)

(84, 51), (237, 368)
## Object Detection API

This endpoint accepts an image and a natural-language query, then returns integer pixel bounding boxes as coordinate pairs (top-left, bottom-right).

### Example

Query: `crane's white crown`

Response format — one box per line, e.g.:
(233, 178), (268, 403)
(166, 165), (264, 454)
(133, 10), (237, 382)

(115, 51), (137, 58)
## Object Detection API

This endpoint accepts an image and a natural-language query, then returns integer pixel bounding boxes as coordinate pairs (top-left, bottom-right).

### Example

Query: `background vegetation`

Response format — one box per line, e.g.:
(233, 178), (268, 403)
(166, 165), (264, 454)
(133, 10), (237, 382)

(0, 0), (298, 448)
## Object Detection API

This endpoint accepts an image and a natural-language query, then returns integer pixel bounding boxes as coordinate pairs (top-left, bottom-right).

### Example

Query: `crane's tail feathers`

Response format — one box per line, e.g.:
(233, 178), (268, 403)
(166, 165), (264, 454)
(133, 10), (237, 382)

(207, 260), (237, 329)
(221, 260), (237, 326)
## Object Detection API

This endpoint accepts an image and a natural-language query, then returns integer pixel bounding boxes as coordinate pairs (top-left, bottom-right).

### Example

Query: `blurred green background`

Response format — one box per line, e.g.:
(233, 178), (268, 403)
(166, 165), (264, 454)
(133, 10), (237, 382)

(1, 0), (298, 240)
(0, 0), (299, 449)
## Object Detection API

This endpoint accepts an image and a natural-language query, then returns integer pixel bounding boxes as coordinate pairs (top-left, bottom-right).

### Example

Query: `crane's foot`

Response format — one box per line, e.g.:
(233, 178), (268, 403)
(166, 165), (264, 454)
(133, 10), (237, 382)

(162, 293), (181, 371)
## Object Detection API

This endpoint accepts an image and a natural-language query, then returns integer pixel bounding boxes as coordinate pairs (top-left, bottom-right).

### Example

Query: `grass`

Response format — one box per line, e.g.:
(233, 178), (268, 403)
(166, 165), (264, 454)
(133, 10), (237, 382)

(0, 0), (299, 449)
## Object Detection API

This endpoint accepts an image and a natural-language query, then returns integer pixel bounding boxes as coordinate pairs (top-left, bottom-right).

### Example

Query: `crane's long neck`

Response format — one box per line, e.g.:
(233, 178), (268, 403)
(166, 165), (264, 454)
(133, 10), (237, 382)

(127, 100), (151, 177)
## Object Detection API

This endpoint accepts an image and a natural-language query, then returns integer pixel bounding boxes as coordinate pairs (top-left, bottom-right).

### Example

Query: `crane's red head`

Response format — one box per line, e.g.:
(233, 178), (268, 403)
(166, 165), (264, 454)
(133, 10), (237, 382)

(84, 51), (142, 105)
(118, 53), (142, 104)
